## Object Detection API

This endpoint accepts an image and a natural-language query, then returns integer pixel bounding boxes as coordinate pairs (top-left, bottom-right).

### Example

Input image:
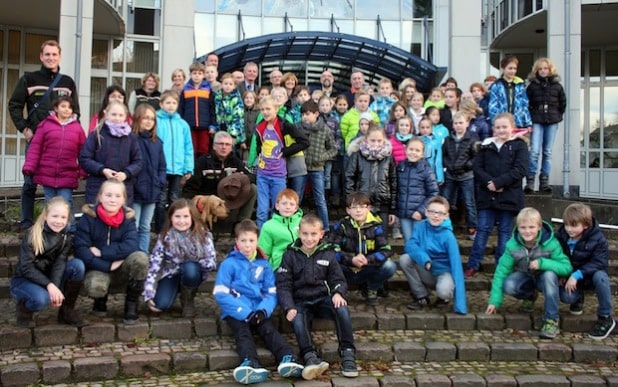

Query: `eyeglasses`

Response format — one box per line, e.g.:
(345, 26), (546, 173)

(214, 142), (233, 147)
(426, 209), (448, 216)
(348, 204), (369, 210)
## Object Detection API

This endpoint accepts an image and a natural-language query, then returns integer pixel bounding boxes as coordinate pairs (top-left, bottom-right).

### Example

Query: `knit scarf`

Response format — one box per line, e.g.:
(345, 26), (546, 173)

(105, 120), (132, 137)
(164, 228), (206, 263)
(96, 205), (125, 228)
(359, 140), (392, 161)
(396, 133), (413, 143)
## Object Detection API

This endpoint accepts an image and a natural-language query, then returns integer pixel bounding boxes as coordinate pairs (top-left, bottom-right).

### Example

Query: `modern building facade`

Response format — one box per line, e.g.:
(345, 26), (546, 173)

(0, 0), (614, 200)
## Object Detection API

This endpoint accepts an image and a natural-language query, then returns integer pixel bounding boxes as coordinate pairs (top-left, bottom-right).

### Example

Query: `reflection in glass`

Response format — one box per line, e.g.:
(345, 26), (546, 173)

(112, 40), (124, 72)
(589, 86), (600, 148)
(309, 0), (353, 18)
(125, 41), (159, 74)
(589, 152), (600, 168)
(217, 0), (261, 15)
(580, 151), (586, 168)
(580, 87), (585, 147)
(357, 0), (399, 19)
(413, 0), (432, 18)
(604, 152), (618, 168)
(92, 40), (109, 70)
(264, 0), (307, 17)
(195, 0), (215, 13)
(603, 86), (618, 149)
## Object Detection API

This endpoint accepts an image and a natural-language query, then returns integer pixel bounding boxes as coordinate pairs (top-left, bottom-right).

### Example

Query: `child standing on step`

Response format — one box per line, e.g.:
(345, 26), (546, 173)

(11, 197), (87, 328)
(277, 214), (358, 380)
(213, 219), (304, 384)
(143, 199), (216, 317)
(556, 203), (616, 340)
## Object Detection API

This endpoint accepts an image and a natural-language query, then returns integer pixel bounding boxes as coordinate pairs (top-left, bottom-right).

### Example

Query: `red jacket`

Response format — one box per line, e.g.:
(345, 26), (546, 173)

(23, 114), (86, 189)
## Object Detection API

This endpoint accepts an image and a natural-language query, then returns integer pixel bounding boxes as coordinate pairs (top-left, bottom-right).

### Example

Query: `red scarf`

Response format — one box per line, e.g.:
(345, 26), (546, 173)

(96, 205), (124, 228)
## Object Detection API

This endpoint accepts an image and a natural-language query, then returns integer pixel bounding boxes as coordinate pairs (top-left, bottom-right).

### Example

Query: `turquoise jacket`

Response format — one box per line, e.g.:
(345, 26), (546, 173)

(156, 109), (194, 175)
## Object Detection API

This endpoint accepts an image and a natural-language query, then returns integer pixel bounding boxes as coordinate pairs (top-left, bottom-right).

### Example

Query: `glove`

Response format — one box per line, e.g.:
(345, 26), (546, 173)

(248, 310), (266, 327)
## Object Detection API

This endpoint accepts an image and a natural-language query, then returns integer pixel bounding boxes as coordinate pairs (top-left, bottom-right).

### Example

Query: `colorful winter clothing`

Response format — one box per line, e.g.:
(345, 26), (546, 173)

(302, 118), (338, 172)
(178, 80), (216, 131)
(340, 108), (380, 149)
(556, 220), (608, 279)
(421, 134), (444, 183)
(390, 134), (412, 165)
(215, 88), (245, 145)
(488, 77), (532, 128)
(258, 209), (303, 270)
(156, 109), (194, 176)
(369, 95), (395, 128)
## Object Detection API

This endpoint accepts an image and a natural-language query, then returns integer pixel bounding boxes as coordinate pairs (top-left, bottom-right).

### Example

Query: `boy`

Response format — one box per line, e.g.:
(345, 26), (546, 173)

(369, 78), (396, 127)
(213, 220), (304, 384)
(277, 214), (358, 380)
(327, 192), (396, 306)
(399, 196), (467, 313)
(258, 189), (303, 270)
(340, 90), (380, 149)
(557, 203), (616, 340)
(486, 207), (572, 339)
(178, 62), (216, 158)
(214, 72), (246, 150)
(205, 63), (221, 92)
(298, 100), (338, 229)
(247, 96), (309, 228)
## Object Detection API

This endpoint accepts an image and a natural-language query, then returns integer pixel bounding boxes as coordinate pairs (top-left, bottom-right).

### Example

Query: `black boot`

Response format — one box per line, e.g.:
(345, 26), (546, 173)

(180, 285), (197, 318)
(539, 175), (552, 193)
(92, 295), (108, 317)
(16, 300), (34, 328)
(58, 280), (88, 327)
(524, 175), (535, 194)
(124, 279), (144, 325)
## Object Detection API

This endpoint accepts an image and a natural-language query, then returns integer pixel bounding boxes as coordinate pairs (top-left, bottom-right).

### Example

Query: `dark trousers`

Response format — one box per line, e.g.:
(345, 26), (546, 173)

(21, 141), (36, 229)
(224, 316), (295, 365)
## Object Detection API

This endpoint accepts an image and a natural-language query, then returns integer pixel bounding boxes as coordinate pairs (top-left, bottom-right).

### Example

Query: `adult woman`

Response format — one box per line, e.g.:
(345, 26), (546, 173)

(128, 72), (161, 113)
(170, 68), (186, 95)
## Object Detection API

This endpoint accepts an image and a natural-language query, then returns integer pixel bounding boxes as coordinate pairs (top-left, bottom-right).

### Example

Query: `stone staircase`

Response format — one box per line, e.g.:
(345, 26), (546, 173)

(1, 228), (618, 386)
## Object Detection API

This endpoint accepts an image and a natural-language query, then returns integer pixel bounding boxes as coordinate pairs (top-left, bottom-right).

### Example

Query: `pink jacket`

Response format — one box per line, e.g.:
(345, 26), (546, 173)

(23, 114), (86, 189)
(390, 136), (407, 165)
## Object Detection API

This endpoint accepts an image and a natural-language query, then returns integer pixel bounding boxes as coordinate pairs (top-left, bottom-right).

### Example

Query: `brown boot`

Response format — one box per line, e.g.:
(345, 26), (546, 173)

(16, 300), (34, 328)
(58, 280), (88, 327)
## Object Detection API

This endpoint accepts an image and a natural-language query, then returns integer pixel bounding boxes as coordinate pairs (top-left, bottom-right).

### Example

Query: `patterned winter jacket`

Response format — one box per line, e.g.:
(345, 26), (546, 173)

(214, 88), (245, 145)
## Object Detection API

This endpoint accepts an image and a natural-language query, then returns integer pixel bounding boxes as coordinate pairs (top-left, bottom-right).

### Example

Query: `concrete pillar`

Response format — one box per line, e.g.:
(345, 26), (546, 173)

(160, 0), (196, 91)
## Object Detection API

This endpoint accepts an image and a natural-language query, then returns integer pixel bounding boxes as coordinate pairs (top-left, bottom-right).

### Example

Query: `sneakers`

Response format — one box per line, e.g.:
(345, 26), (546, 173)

(301, 352), (329, 380)
(233, 358), (270, 384)
(366, 289), (379, 306)
(589, 316), (616, 340)
(539, 318), (560, 339)
(340, 348), (359, 377)
(406, 296), (431, 311)
(467, 228), (476, 241)
(277, 354), (304, 378)
(518, 299), (535, 313)
(464, 268), (478, 278)
(392, 226), (403, 239)
(569, 295), (584, 316)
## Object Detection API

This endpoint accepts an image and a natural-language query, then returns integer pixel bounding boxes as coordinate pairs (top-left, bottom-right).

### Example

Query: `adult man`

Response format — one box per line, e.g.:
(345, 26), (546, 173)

(183, 131), (257, 231)
(237, 62), (259, 94)
(343, 69), (366, 106)
(311, 70), (340, 98)
(9, 40), (80, 231)
(205, 53), (219, 68)
(232, 71), (245, 84)
(269, 69), (283, 88)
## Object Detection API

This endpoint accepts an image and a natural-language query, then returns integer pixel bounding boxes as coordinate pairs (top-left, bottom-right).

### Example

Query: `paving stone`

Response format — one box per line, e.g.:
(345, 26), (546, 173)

(562, 315), (596, 332)
(120, 353), (170, 377)
(81, 322), (115, 343)
(415, 374), (452, 387)
(209, 349), (240, 371)
(0, 362), (39, 386)
(380, 374), (415, 387)
(451, 373), (486, 387)
(0, 278), (9, 299)
(357, 342), (392, 361)
(295, 380), (333, 387)
(538, 342), (572, 362)
(515, 374), (570, 386)
(465, 277), (489, 291)
(0, 259), (9, 277)
(425, 341), (456, 362)
(378, 313), (406, 330)
(606, 376), (618, 386)
(194, 317), (218, 337)
(313, 317), (336, 331)
(42, 360), (71, 384)
(73, 356), (119, 381)
(150, 319), (193, 340)
(484, 374), (517, 387)
(457, 342), (490, 361)
(572, 343), (618, 363)
(569, 375), (607, 386)
(220, 319), (234, 336)
(34, 324), (78, 346)
(490, 343), (537, 361)
(405, 312), (444, 330)
(446, 313), (476, 330)
(0, 324), (31, 350)
(117, 321), (149, 341)
(351, 312), (377, 330)
(173, 351), (208, 371)
(393, 342), (425, 362)
(257, 347), (277, 367)
(504, 314), (532, 330)
(332, 376), (379, 386)
(476, 314), (504, 331)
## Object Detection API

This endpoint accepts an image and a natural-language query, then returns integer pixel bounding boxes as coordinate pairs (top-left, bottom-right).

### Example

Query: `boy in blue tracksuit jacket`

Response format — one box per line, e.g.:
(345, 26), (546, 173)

(399, 196), (467, 314)
(213, 219), (303, 385)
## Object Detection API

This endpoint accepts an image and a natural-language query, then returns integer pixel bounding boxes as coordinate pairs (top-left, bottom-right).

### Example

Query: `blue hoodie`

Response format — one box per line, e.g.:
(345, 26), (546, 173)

(156, 109), (194, 176)
(404, 217), (467, 314)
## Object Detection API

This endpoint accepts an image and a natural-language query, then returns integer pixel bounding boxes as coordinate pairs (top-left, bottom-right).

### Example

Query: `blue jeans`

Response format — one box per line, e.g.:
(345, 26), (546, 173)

(43, 186), (76, 232)
(467, 209), (515, 270)
(291, 296), (355, 357)
(10, 259), (85, 312)
(340, 259), (397, 292)
(301, 171), (329, 229)
(529, 123), (558, 177)
(288, 175), (306, 203)
(133, 202), (156, 253)
(399, 218), (418, 243)
(560, 270), (613, 318)
(152, 261), (202, 311)
(256, 174), (286, 228)
(441, 177), (477, 228)
(503, 270), (560, 321)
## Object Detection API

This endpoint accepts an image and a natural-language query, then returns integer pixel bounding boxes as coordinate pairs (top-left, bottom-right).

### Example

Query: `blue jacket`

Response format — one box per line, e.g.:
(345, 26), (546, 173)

(213, 248), (278, 321)
(74, 204), (139, 273)
(556, 219), (609, 280)
(156, 109), (194, 176)
(134, 131), (167, 203)
(420, 135), (444, 183)
(488, 77), (532, 128)
(178, 80), (216, 130)
(396, 159), (439, 220)
(404, 218), (467, 314)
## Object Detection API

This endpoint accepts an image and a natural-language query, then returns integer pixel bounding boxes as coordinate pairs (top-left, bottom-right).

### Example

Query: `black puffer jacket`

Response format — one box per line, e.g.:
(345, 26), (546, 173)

(345, 151), (397, 213)
(526, 74), (567, 124)
(556, 219), (609, 277)
(442, 132), (477, 180)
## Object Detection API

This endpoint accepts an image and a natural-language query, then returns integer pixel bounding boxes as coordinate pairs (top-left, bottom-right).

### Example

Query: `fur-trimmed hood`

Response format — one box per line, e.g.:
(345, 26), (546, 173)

(81, 203), (136, 220)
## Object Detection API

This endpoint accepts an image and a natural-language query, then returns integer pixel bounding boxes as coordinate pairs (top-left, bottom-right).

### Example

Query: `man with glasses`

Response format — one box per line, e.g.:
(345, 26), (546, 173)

(183, 131), (256, 230)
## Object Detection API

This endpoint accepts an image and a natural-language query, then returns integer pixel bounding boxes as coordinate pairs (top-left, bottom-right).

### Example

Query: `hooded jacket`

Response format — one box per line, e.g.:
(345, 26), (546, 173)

(556, 219), (609, 279)
(396, 158), (439, 220)
(258, 209), (304, 270)
(488, 76), (532, 128)
(178, 80), (216, 130)
(526, 74), (567, 125)
(156, 108), (194, 176)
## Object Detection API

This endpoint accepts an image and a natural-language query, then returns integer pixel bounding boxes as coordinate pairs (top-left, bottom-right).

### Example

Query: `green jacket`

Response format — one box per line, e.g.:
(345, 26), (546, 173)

(489, 221), (572, 308)
(340, 108), (380, 149)
(258, 208), (303, 270)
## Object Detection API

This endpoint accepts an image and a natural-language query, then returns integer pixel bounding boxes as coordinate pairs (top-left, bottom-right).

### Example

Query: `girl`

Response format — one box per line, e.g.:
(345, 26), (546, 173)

(465, 113), (529, 278)
(401, 83), (416, 109)
(440, 87), (461, 132)
(143, 199), (216, 317)
(424, 87), (445, 110)
(11, 197), (87, 328)
(385, 101), (409, 139)
(243, 90), (259, 159)
(132, 104), (167, 253)
(345, 125), (397, 233)
(79, 101), (143, 207)
(257, 86), (271, 102)
(395, 138), (439, 241)
(418, 117), (444, 184)
(390, 116), (414, 165)
(74, 180), (149, 324)
(88, 85), (132, 132)
(408, 92), (425, 134)
(319, 95), (345, 207)
(525, 57), (567, 193)
(333, 94), (349, 121)
(215, 73), (246, 151)
(426, 106), (450, 144)
(459, 99), (491, 141)
(23, 96), (86, 213)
